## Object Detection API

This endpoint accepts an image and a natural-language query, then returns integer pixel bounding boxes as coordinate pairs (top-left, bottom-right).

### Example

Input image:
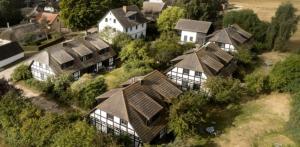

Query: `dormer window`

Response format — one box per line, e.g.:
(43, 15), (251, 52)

(51, 50), (74, 69)
(72, 45), (93, 62)
(81, 54), (92, 62)
(99, 48), (108, 55)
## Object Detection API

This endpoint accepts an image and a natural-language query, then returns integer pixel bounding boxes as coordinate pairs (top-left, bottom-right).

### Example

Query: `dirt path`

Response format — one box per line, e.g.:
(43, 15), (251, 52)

(15, 84), (65, 114)
(214, 93), (295, 147)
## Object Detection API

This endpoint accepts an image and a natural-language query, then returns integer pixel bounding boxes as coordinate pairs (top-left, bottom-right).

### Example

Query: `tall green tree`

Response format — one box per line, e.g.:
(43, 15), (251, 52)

(157, 6), (186, 32)
(60, 0), (110, 30)
(205, 77), (244, 104)
(266, 2), (300, 50)
(120, 40), (153, 64)
(151, 31), (184, 66)
(169, 91), (208, 137)
(175, 0), (223, 21)
(223, 9), (270, 43)
(0, 0), (23, 27)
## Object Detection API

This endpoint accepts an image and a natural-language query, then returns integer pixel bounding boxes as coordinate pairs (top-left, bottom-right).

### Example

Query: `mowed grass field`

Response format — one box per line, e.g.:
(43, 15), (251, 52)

(229, 0), (300, 51)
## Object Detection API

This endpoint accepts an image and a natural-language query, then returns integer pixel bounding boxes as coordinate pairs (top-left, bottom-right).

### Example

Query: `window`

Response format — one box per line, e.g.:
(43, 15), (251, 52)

(105, 18), (108, 22)
(107, 114), (113, 121)
(82, 56), (87, 62)
(73, 71), (80, 80)
(183, 69), (189, 75)
(182, 80), (188, 88)
(136, 25), (138, 30)
(121, 119), (127, 126)
(184, 35), (188, 42)
(195, 71), (201, 77)
(113, 19), (116, 23)
(190, 36), (193, 41)
(125, 28), (128, 32)
(142, 24), (144, 28)
(135, 34), (137, 39)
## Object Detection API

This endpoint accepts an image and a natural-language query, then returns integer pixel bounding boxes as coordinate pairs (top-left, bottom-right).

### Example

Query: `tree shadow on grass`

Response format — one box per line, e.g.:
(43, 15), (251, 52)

(197, 104), (242, 146)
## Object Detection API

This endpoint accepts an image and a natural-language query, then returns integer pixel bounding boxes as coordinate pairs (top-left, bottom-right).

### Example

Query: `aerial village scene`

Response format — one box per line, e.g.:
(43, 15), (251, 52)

(0, 0), (300, 146)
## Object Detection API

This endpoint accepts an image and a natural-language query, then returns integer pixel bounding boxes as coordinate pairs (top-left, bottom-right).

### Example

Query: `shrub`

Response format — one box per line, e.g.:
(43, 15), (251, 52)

(205, 77), (244, 104)
(79, 76), (107, 109)
(12, 64), (32, 82)
(169, 91), (208, 137)
(269, 54), (300, 92)
(244, 71), (269, 95)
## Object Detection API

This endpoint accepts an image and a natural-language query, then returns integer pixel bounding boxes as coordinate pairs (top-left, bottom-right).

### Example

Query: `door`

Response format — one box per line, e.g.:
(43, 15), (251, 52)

(184, 35), (188, 42)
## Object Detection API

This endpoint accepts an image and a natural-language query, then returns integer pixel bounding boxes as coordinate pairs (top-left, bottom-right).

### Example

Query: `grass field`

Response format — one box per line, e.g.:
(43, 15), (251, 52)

(229, 0), (300, 51)
(214, 93), (295, 147)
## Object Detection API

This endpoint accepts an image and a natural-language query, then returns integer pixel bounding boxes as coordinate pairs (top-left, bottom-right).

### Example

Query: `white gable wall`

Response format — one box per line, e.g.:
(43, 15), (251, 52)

(31, 61), (55, 81)
(90, 109), (142, 146)
(98, 11), (147, 39)
(98, 11), (125, 32)
(0, 52), (24, 68)
(167, 67), (207, 90)
(180, 31), (197, 43)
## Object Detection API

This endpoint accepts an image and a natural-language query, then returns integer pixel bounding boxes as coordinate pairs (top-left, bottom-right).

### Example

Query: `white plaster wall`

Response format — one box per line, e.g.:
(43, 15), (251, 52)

(127, 23), (147, 38)
(90, 109), (138, 137)
(98, 11), (125, 32)
(31, 61), (55, 81)
(181, 31), (197, 43)
(0, 52), (24, 68)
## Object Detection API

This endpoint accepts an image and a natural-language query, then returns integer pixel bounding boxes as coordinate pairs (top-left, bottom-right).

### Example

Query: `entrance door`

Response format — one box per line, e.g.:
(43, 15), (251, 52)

(184, 35), (188, 42)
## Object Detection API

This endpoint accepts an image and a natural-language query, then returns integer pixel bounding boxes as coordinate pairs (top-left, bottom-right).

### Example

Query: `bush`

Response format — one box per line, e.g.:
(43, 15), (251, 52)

(78, 76), (107, 109)
(244, 71), (269, 95)
(269, 54), (300, 92)
(169, 91), (208, 137)
(205, 77), (244, 104)
(286, 92), (300, 143)
(12, 64), (32, 82)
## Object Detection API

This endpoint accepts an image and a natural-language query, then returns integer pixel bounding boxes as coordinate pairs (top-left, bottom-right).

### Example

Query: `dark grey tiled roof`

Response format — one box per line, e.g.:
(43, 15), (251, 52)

(171, 42), (235, 76)
(175, 19), (212, 33)
(33, 34), (116, 75)
(142, 1), (166, 14)
(0, 41), (24, 61)
(94, 70), (182, 143)
(209, 24), (253, 45)
(110, 5), (149, 28)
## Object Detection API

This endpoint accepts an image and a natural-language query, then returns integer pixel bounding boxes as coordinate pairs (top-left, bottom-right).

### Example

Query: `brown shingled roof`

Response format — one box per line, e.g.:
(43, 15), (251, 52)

(93, 70), (182, 143)
(171, 42), (235, 77)
(110, 5), (149, 28)
(33, 33), (116, 75)
(209, 24), (252, 45)
(175, 19), (212, 33)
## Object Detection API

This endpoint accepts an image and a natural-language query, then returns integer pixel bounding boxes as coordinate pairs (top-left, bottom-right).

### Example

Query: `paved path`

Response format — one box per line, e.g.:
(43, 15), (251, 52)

(15, 84), (65, 114)
(0, 55), (65, 114)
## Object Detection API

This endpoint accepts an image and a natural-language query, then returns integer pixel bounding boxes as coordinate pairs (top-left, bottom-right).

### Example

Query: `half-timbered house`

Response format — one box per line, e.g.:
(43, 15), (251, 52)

(89, 70), (182, 146)
(208, 24), (253, 52)
(166, 42), (237, 90)
(30, 34), (116, 81)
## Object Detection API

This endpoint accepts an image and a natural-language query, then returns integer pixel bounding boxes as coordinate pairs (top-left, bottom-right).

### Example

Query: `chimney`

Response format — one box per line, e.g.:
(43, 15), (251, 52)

(6, 22), (9, 29)
(123, 6), (127, 13)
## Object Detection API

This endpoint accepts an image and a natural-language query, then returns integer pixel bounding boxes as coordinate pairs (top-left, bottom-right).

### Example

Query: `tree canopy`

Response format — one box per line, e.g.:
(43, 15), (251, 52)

(223, 9), (270, 43)
(157, 6), (186, 32)
(205, 77), (244, 104)
(0, 0), (23, 27)
(60, 0), (110, 30)
(266, 2), (300, 50)
(151, 31), (184, 66)
(169, 91), (208, 137)
(174, 0), (224, 21)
